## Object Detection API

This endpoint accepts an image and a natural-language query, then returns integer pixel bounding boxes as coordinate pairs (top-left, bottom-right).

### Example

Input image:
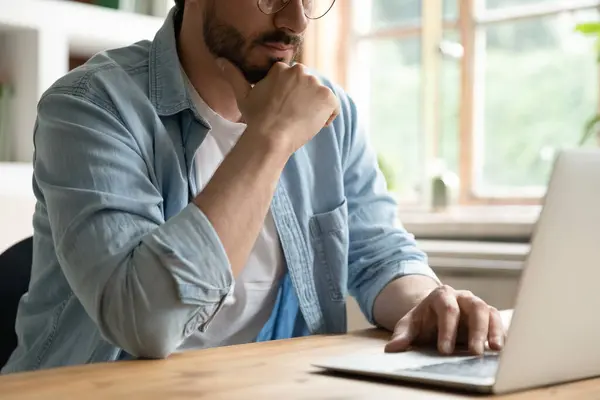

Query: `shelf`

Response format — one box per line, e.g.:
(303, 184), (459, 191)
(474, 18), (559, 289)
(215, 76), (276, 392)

(0, 0), (168, 162)
(0, 0), (165, 54)
(0, 162), (33, 196)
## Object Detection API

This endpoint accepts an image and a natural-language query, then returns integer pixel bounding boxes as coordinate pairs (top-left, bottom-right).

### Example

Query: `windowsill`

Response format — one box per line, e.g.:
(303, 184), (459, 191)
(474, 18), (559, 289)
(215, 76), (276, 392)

(418, 239), (529, 276)
(398, 205), (541, 242)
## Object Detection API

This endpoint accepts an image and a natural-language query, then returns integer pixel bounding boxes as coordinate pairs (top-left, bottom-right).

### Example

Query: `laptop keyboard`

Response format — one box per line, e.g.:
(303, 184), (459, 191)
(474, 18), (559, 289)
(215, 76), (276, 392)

(400, 354), (499, 378)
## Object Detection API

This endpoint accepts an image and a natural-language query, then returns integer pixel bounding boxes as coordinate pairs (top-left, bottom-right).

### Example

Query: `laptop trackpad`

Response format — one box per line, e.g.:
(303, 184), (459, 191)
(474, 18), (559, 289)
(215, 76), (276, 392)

(400, 354), (499, 378)
(314, 348), (499, 376)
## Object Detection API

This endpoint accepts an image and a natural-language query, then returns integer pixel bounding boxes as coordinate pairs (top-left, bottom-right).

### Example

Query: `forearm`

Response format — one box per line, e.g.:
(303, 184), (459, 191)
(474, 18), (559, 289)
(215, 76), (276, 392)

(373, 275), (440, 331)
(193, 131), (290, 277)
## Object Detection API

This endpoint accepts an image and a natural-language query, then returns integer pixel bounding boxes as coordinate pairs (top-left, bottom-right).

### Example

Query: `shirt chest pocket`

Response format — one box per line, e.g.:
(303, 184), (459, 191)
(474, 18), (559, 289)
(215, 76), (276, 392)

(309, 199), (349, 302)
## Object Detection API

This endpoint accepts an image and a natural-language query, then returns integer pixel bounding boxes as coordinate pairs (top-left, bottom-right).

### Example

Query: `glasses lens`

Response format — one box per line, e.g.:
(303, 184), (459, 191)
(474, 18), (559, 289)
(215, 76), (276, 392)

(258, 0), (335, 19)
(303, 0), (336, 19)
(258, 0), (289, 14)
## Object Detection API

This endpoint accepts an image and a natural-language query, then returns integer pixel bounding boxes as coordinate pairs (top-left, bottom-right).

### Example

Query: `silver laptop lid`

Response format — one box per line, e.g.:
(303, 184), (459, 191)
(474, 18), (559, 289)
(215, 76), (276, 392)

(494, 149), (600, 394)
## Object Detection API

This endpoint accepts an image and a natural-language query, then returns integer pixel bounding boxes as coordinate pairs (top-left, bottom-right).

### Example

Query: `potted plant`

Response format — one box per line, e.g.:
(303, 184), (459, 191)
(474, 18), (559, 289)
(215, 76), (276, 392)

(377, 154), (397, 192)
(576, 22), (600, 146)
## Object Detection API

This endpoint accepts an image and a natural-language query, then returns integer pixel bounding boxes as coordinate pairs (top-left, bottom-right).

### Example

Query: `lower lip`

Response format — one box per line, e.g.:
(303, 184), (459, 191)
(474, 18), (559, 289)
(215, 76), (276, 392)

(261, 44), (293, 57)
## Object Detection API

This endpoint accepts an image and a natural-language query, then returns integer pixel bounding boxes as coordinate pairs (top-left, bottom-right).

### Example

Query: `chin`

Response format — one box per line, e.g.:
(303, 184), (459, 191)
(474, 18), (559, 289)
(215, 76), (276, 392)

(252, 48), (294, 67)
(243, 69), (270, 84)
(241, 57), (289, 84)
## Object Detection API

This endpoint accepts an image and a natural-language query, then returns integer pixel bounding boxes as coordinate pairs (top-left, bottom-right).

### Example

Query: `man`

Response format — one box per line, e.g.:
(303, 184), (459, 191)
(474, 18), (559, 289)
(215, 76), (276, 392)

(2, 0), (505, 374)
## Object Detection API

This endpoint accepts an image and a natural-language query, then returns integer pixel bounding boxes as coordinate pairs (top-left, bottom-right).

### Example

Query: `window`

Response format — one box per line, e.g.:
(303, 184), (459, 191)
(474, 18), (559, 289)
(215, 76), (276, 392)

(340, 0), (599, 207)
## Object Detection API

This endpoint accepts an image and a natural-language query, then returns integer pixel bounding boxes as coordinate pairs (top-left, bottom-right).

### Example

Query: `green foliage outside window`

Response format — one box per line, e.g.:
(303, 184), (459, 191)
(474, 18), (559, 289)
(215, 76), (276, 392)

(576, 21), (600, 146)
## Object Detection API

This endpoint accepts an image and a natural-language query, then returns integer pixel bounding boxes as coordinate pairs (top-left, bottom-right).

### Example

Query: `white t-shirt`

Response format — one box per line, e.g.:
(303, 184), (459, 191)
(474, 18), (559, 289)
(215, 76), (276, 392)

(177, 70), (285, 351)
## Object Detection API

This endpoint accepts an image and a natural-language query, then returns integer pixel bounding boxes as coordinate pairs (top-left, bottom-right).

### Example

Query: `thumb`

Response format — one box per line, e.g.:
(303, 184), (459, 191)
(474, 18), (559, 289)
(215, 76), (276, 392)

(216, 58), (251, 103)
(384, 314), (420, 353)
(324, 101), (341, 127)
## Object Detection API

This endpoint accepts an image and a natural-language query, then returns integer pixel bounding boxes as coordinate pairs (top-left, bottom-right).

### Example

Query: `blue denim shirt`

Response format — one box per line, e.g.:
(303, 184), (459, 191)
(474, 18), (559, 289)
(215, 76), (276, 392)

(2, 10), (437, 374)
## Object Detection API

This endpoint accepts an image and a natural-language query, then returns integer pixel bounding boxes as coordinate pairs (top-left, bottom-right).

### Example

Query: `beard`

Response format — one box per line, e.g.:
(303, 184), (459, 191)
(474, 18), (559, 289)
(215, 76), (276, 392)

(202, 2), (303, 84)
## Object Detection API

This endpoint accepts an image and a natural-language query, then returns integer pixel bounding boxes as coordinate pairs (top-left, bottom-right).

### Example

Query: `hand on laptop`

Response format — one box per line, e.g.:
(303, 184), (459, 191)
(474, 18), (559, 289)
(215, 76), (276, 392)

(384, 285), (507, 356)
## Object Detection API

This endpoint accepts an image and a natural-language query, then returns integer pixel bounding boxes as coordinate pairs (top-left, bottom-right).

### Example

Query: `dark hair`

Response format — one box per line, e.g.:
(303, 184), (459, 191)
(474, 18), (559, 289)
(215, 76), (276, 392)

(174, 0), (185, 36)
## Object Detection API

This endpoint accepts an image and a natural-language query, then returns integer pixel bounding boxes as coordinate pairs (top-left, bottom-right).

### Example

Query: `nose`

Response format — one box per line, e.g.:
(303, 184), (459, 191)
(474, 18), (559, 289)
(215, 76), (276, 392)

(273, 0), (309, 35)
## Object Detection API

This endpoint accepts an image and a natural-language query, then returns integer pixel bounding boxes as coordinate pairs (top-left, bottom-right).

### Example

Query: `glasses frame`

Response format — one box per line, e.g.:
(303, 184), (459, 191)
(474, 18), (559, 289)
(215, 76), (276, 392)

(257, 0), (337, 20)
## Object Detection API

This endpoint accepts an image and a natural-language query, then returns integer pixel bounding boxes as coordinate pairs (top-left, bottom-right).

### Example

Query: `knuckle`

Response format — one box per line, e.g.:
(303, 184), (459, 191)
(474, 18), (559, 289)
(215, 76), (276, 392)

(291, 63), (306, 75)
(444, 302), (460, 316)
(271, 62), (288, 75)
(327, 91), (339, 106)
(307, 74), (320, 86)
(470, 298), (488, 313)
(473, 299), (488, 312)
(274, 61), (288, 70)
(438, 284), (454, 294)
(317, 85), (334, 100)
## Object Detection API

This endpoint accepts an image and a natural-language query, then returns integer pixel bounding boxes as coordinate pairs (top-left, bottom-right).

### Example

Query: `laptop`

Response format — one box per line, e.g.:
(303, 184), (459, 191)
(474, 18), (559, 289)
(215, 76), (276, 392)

(313, 148), (600, 395)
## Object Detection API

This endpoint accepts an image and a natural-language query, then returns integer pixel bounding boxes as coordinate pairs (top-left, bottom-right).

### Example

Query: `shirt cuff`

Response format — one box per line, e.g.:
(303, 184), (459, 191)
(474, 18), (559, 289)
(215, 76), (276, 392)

(144, 202), (234, 306)
(362, 260), (440, 326)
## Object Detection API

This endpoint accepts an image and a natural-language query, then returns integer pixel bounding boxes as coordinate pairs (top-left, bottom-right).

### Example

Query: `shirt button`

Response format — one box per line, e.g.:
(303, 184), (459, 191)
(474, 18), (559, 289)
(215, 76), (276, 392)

(184, 314), (201, 336)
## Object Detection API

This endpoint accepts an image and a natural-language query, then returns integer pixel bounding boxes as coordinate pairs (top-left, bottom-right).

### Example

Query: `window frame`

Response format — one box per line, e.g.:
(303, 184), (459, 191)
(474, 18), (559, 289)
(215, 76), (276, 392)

(460, 0), (600, 205)
(307, 0), (600, 207)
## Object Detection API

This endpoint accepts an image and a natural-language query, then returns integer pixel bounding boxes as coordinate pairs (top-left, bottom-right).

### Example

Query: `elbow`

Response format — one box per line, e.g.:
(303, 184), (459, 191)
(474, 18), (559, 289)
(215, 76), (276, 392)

(109, 303), (222, 359)
(97, 279), (192, 360)
(99, 313), (185, 360)
(130, 333), (180, 360)
(97, 279), (218, 360)
(95, 241), (231, 359)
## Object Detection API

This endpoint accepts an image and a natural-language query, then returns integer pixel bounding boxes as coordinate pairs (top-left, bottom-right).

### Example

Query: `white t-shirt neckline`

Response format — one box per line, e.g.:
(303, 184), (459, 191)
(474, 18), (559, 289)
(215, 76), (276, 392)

(176, 67), (285, 351)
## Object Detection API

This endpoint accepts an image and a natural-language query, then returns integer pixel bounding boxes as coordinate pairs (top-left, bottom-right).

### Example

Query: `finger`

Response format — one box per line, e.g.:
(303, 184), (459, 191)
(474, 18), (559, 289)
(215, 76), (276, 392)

(385, 310), (421, 353)
(430, 286), (461, 355)
(457, 291), (489, 355)
(324, 102), (341, 127)
(215, 58), (252, 103)
(418, 304), (438, 345)
(487, 307), (505, 351)
(324, 90), (341, 127)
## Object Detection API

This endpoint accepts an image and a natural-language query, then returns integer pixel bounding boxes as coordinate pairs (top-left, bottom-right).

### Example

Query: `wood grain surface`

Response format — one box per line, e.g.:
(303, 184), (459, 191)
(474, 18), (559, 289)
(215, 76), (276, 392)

(1, 326), (600, 400)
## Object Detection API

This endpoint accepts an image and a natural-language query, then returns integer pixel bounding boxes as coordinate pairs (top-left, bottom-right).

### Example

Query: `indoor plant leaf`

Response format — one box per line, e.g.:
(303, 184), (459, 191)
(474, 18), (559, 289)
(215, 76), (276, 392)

(579, 114), (600, 146)
(575, 22), (600, 35)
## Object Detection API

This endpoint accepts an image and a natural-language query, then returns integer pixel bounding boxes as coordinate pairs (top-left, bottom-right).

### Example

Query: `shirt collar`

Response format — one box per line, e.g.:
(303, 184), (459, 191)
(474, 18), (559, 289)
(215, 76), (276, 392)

(148, 7), (196, 118)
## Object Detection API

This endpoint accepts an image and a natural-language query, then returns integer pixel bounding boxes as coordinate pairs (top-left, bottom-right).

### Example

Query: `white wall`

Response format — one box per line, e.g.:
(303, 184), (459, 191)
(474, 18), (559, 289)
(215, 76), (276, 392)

(0, 34), (7, 77)
(0, 163), (35, 253)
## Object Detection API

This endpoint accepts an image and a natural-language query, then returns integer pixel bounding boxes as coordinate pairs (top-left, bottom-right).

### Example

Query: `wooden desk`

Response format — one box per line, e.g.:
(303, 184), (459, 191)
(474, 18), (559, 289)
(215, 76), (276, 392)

(2, 327), (600, 399)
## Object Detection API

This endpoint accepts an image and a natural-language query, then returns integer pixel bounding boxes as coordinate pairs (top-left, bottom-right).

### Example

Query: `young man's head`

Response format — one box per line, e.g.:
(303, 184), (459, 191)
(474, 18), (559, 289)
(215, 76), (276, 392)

(175, 0), (322, 83)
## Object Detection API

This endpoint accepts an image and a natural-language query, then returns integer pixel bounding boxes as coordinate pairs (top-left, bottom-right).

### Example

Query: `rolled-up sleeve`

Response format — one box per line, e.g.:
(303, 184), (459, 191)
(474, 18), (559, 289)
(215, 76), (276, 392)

(34, 90), (233, 359)
(339, 93), (439, 326)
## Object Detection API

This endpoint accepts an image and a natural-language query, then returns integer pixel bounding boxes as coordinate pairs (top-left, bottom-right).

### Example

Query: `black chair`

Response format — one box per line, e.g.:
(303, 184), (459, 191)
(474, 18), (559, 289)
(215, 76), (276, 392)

(0, 236), (32, 369)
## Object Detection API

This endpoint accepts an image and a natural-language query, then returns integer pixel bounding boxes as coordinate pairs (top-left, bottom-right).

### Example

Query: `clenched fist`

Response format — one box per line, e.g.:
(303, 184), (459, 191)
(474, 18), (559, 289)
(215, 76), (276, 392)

(217, 58), (340, 156)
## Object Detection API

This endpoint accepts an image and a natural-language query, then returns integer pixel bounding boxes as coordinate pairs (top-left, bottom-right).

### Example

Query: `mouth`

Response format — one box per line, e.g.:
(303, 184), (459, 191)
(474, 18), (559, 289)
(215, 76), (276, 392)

(261, 42), (295, 55)
(263, 42), (294, 50)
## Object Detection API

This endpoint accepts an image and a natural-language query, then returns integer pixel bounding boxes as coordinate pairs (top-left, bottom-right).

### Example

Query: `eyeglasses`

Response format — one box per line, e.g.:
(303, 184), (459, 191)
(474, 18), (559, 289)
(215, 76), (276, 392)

(257, 0), (336, 20)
